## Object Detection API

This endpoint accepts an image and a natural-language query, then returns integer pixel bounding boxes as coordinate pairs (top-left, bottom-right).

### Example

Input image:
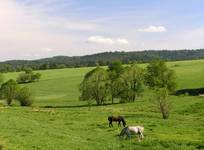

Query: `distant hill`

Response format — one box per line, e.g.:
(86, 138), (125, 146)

(1, 49), (204, 72)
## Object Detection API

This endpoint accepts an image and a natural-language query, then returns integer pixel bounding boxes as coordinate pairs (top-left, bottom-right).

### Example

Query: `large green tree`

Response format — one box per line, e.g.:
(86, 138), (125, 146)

(119, 64), (144, 102)
(145, 60), (177, 92)
(79, 67), (110, 105)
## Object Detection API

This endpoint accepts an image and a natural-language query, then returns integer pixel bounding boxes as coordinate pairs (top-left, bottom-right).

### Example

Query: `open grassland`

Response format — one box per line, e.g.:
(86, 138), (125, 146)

(0, 59), (204, 150)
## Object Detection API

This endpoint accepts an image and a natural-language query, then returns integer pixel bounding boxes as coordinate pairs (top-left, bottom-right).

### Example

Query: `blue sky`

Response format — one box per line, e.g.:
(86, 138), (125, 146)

(0, 0), (204, 60)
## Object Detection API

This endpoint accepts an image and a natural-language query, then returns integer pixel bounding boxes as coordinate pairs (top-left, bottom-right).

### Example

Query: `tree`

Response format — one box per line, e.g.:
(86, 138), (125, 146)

(79, 67), (110, 105)
(108, 61), (124, 104)
(154, 88), (171, 119)
(118, 64), (144, 103)
(108, 61), (123, 74)
(1, 79), (19, 105)
(145, 60), (177, 93)
(16, 87), (34, 106)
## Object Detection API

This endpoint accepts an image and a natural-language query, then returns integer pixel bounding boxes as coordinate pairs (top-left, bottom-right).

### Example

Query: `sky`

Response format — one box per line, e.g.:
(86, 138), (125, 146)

(1, 0), (204, 60)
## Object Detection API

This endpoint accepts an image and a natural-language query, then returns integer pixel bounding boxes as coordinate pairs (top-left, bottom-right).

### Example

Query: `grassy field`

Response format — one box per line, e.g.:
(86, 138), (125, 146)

(0, 59), (204, 150)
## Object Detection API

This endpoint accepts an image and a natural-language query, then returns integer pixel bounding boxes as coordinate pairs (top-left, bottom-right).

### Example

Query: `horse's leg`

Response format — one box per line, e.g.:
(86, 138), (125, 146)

(118, 121), (121, 127)
(109, 121), (112, 127)
(110, 121), (113, 127)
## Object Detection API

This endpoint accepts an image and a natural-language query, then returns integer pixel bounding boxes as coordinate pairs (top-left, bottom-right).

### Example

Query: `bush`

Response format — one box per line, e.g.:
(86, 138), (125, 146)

(17, 71), (41, 84)
(16, 87), (34, 106)
(17, 73), (31, 83)
(31, 73), (41, 82)
(0, 79), (19, 105)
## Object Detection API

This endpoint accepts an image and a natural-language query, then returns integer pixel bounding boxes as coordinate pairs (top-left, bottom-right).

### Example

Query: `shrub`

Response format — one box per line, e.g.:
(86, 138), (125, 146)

(16, 87), (34, 106)
(0, 79), (19, 105)
(17, 73), (31, 83)
(17, 71), (41, 84)
(31, 73), (41, 82)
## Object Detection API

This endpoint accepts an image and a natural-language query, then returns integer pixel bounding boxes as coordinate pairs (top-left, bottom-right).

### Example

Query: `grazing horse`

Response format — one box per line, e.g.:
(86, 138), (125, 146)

(119, 126), (144, 141)
(108, 116), (126, 127)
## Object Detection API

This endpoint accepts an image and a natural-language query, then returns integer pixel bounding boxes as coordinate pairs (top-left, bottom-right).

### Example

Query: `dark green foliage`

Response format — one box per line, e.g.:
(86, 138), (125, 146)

(79, 67), (110, 105)
(16, 87), (34, 106)
(145, 60), (177, 92)
(0, 79), (20, 105)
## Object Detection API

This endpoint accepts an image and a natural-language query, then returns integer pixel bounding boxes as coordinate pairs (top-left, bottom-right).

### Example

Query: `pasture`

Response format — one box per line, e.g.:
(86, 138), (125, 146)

(0, 59), (204, 150)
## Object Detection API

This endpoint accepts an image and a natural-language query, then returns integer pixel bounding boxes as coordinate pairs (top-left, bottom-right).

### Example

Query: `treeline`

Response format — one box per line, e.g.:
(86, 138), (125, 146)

(1, 49), (204, 72)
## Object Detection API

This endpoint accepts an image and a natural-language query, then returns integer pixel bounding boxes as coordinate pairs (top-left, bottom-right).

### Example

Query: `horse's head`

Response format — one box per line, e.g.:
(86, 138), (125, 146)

(122, 119), (126, 127)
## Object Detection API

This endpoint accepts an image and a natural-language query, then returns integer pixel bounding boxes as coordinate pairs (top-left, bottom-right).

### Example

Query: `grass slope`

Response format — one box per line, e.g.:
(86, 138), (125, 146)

(0, 59), (204, 150)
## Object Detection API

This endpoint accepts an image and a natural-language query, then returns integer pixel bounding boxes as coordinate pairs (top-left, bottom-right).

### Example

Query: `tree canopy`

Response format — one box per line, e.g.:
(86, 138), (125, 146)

(145, 60), (177, 92)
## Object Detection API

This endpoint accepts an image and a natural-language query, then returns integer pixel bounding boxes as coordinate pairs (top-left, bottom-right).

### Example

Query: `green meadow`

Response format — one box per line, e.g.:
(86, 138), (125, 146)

(0, 59), (204, 150)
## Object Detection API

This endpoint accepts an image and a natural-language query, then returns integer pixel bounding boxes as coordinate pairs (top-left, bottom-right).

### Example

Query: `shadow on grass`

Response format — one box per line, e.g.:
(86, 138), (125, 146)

(175, 87), (204, 96)
(42, 102), (121, 109)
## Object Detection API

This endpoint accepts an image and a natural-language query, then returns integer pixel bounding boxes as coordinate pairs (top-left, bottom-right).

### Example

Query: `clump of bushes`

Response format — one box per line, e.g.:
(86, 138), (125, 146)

(17, 68), (41, 84)
(0, 79), (34, 106)
(16, 87), (34, 106)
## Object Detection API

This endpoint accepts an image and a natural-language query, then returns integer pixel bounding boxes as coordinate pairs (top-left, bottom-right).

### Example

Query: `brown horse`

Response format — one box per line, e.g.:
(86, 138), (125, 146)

(108, 116), (126, 127)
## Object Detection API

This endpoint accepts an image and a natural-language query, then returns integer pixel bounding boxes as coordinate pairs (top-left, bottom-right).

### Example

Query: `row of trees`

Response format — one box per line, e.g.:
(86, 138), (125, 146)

(79, 60), (177, 119)
(0, 63), (67, 73)
(1, 49), (204, 73)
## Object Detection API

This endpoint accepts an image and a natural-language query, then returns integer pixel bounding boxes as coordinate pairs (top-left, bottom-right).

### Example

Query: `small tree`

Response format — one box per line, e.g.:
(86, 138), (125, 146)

(154, 88), (171, 119)
(79, 67), (110, 105)
(1, 79), (19, 105)
(145, 60), (177, 93)
(16, 87), (34, 106)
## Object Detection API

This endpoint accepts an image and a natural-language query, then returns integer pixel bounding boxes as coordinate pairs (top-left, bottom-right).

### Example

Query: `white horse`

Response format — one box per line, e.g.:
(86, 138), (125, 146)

(119, 126), (144, 141)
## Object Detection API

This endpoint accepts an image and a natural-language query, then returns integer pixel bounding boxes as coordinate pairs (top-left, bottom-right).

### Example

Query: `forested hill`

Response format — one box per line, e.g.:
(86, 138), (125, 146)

(1, 49), (204, 72)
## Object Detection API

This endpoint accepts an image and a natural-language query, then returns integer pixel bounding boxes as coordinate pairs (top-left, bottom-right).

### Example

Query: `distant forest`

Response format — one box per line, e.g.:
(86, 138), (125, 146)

(0, 49), (204, 72)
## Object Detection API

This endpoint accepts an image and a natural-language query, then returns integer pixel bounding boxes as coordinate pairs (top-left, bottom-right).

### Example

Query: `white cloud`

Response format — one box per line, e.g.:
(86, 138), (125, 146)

(138, 26), (167, 33)
(117, 38), (129, 44)
(41, 48), (54, 52)
(87, 36), (129, 45)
